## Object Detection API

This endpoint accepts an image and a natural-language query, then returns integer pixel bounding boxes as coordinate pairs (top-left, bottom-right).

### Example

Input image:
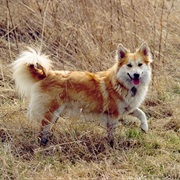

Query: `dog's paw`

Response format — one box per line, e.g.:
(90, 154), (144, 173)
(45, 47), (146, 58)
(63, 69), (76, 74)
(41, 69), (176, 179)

(109, 139), (114, 148)
(141, 123), (148, 133)
(39, 137), (49, 146)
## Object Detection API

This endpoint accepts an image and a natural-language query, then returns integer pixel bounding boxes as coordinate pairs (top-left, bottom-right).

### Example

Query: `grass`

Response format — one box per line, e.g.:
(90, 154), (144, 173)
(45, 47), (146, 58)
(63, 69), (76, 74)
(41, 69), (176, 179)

(0, 0), (180, 179)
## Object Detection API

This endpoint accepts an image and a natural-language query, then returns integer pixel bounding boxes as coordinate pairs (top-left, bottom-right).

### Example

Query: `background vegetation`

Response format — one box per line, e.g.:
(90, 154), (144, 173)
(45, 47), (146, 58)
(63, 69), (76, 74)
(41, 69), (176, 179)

(0, 0), (179, 179)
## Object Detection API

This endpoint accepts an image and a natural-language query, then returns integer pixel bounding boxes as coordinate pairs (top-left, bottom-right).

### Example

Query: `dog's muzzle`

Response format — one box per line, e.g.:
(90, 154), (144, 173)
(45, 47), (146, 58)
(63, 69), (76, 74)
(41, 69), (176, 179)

(127, 73), (141, 85)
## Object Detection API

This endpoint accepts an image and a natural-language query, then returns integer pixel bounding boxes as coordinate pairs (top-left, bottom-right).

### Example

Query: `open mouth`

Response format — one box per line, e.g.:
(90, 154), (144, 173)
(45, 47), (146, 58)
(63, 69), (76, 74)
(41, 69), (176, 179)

(132, 79), (140, 85)
(127, 73), (141, 85)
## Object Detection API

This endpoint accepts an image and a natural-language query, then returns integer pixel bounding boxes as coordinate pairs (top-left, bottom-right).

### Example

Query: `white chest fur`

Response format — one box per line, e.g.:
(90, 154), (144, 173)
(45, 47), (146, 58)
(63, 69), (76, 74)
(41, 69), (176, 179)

(118, 85), (148, 116)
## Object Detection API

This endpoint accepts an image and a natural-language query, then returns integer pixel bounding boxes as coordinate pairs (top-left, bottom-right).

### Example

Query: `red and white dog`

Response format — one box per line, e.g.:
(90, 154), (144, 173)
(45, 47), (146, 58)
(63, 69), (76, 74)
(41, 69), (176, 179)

(12, 43), (152, 146)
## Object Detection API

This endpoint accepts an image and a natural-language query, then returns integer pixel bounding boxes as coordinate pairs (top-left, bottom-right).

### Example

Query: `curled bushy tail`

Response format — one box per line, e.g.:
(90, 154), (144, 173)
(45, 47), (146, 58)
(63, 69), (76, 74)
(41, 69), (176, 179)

(12, 48), (52, 98)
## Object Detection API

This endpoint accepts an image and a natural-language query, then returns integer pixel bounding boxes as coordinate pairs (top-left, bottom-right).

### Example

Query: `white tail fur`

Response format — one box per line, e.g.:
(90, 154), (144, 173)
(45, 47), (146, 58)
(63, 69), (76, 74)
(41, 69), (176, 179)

(12, 48), (52, 98)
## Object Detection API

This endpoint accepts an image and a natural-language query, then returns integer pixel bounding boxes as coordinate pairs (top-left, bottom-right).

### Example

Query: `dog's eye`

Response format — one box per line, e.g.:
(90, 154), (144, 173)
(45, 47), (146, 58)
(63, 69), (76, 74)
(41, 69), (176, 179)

(127, 64), (132, 68)
(138, 63), (143, 67)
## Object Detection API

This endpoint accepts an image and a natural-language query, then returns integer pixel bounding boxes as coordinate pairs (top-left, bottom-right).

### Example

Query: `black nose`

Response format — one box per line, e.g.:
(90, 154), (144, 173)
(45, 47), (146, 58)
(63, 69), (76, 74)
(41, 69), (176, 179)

(133, 73), (140, 80)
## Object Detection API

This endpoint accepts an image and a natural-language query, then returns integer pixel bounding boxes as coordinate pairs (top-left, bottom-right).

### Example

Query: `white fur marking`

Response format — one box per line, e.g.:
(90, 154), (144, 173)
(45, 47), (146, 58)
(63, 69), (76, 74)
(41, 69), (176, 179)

(132, 108), (148, 132)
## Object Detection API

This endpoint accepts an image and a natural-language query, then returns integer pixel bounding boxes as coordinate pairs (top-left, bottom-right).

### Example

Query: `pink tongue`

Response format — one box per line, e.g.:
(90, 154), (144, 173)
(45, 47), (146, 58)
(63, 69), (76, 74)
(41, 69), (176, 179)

(132, 79), (140, 85)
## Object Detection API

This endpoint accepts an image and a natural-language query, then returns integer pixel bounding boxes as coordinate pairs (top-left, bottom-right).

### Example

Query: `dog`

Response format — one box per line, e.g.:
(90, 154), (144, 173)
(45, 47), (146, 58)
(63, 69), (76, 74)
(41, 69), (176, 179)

(12, 43), (152, 146)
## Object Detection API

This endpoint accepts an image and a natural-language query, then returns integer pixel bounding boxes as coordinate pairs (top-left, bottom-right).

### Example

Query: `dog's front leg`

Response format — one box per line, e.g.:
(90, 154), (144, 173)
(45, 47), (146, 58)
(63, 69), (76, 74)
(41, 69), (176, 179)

(106, 120), (116, 148)
(131, 108), (148, 132)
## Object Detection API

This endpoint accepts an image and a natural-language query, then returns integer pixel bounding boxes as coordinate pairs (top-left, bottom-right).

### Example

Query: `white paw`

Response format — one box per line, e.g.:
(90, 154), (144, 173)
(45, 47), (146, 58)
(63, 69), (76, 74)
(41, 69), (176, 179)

(141, 123), (148, 133)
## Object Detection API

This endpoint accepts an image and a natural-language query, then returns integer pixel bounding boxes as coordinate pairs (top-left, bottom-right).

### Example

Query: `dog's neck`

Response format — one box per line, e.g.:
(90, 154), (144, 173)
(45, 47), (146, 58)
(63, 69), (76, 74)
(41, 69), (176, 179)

(131, 86), (137, 97)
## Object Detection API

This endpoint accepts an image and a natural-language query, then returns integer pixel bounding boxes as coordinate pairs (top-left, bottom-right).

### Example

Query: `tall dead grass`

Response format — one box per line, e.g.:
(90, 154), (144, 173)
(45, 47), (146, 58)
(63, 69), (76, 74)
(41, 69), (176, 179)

(0, 0), (180, 179)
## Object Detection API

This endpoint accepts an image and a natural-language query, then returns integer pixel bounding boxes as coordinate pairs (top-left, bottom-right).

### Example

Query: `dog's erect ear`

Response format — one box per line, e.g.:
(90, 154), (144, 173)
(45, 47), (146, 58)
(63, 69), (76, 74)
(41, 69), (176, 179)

(138, 43), (152, 62)
(116, 44), (129, 61)
(138, 43), (150, 56)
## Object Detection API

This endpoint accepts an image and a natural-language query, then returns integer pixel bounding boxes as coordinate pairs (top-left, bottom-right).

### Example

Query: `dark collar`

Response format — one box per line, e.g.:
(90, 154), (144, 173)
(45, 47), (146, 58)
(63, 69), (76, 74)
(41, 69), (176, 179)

(131, 86), (137, 97)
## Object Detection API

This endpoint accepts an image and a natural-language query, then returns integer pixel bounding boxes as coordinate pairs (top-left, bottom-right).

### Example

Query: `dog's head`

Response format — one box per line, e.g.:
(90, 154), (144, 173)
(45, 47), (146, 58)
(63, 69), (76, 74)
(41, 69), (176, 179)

(115, 43), (153, 88)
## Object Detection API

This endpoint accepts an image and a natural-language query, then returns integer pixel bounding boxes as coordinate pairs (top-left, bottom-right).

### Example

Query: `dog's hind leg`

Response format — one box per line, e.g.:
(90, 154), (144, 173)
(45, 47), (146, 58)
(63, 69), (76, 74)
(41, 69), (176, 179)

(40, 102), (65, 146)
(131, 108), (148, 132)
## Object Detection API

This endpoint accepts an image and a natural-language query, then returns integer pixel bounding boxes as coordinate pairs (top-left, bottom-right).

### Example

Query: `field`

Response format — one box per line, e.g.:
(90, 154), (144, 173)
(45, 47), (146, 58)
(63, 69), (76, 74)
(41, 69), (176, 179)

(0, 0), (180, 179)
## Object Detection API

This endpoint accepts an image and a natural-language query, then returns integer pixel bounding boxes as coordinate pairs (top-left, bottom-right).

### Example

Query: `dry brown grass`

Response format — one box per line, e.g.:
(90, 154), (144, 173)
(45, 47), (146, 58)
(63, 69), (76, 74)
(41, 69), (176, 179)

(0, 0), (180, 179)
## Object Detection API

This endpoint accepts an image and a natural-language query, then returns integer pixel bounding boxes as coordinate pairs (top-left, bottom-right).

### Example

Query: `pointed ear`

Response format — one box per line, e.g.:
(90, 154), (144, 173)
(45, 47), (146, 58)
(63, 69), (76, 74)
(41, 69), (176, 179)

(116, 44), (129, 61)
(138, 43), (153, 62)
(138, 43), (150, 56)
